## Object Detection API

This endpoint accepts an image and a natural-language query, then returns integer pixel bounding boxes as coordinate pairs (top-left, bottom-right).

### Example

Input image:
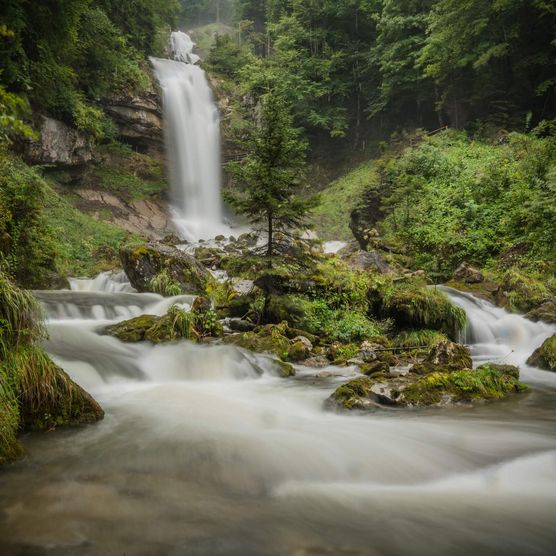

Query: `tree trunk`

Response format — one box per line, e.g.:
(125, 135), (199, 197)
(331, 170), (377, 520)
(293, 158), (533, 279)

(266, 211), (273, 265)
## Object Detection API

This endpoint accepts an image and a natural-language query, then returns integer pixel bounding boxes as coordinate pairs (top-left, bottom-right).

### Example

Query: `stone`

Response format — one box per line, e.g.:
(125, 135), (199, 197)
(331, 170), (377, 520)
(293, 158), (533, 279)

(453, 263), (484, 284)
(275, 360), (296, 378)
(526, 334), (556, 372)
(327, 363), (527, 411)
(411, 340), (473, 374)
(120, 242), (211, 295)
(103, 90), (163, 154)
(342, 250), (391, 274)
(25, 116), (93, 167)
(525, 299), (556, 324)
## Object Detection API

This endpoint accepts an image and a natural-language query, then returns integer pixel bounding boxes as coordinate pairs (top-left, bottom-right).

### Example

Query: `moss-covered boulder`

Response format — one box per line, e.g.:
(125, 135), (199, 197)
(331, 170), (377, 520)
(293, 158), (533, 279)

(224, 324), (291, 361)
(411, 340), (473, 374)
(120, 242), (211, 295)
(1, 271), (103, 464)
(106, 306), (203, 344)
(15, 347), (104, 430)
(494, 269), (551, 313)
(275, 360), (296, 378)
(105, 314), (159, 342)
(527, 334), (556, 371)
(371, 284), (467, 340)
(327, 363), (527, 411)
(525, 300), (556, 324)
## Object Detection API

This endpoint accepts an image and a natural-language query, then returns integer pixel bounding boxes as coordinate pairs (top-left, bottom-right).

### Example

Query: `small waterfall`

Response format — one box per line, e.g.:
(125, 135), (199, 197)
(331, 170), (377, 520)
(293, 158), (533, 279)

(151, 31), (225, 242)
(440, 286), (555, 369)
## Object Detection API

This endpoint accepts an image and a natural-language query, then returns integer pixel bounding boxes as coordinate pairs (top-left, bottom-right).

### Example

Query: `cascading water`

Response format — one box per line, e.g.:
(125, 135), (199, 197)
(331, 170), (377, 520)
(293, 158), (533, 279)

(441, 286), (555, 377)
(1, 285), (556, 554)
(150, 32), (227, 242)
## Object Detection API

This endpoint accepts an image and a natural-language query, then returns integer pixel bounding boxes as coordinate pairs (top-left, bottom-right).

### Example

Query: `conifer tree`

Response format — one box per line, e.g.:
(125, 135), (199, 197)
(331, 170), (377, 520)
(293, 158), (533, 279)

(226, 90), (313, 262)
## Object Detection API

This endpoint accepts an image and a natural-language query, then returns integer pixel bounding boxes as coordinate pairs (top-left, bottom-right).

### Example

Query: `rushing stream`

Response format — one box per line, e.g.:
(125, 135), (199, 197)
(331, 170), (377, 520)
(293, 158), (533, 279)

(0, 275), (555, 555)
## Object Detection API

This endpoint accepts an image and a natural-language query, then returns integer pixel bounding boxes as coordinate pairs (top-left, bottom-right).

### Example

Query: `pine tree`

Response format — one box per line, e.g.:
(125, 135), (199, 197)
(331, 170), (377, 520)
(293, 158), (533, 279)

(225, 90), (313, 263)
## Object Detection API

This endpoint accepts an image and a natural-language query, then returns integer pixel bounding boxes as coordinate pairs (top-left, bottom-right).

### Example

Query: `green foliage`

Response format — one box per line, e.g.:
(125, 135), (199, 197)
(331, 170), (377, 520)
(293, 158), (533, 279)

(367, 130), (556, 277)
(43, 183), (137, 278)
(394, 329), (449, 350)
(0, 0), (178, 140)
(403, 366), (528, 405)
(372, 280), (467, 339)
(226, 90), (312, 259)
(0, 151), (59, 288)
(149, 269), (182, 297)
(311, 161), (377, 240)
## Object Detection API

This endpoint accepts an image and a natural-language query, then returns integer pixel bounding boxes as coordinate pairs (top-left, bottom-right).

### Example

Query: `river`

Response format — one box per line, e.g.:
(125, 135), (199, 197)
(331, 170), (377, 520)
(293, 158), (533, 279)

(0, 275), (555, 555)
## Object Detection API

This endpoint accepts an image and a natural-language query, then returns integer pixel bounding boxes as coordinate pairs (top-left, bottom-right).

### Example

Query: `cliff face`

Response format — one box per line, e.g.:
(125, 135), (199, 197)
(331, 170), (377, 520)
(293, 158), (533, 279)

(103, 89), (164, 155)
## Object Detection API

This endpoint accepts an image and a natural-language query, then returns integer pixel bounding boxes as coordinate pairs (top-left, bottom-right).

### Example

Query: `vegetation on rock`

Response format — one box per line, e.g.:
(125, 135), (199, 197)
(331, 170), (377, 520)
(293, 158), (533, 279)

(527, 335), (556, 372)
(0, 271), (103, 463)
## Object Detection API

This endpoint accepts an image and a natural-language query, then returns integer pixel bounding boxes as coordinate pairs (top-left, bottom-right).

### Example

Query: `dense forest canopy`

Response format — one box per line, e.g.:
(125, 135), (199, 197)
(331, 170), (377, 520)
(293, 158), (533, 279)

(206, 0), (555, 142)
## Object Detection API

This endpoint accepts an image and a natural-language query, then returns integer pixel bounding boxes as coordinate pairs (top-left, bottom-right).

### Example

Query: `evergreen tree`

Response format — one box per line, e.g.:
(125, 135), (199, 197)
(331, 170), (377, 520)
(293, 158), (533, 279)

(225, 91), (312, 261)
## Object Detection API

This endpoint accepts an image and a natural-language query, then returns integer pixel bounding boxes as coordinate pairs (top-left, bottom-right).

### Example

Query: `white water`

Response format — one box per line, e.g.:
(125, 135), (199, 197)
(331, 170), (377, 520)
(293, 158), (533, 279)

(1, 287), (556, 554)
(151, 31), (229, 242)
(441, 286), (555, 380)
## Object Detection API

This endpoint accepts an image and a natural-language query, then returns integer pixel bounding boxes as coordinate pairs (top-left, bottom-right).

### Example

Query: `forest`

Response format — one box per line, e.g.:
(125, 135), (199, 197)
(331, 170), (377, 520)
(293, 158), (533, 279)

(0, 1), (556, 554)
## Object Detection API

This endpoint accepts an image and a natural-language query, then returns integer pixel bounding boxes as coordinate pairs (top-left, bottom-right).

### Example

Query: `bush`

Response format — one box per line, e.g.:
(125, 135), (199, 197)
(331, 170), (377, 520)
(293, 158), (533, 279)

(0, 151), (59, 288)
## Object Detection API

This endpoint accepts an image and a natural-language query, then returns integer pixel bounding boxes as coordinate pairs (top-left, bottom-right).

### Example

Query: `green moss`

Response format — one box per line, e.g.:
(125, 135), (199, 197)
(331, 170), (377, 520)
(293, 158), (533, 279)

(332, 376), (374, 409)
(311, 161), (377, 240)
(106, 314), (159, 342)
(402, 366), (527, 406)
(375, 283), (467, 340)
(275, 360), (296, 378)
(527, 334), (556, 371)
(149, 269), (182, 297)
(224, 323), (292, 360)
(394, 329), (448, 351)
(497, 269), (551, 313)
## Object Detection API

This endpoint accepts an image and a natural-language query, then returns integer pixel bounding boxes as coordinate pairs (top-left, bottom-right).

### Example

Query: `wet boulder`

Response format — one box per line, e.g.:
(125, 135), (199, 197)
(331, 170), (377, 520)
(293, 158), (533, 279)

(526, 334), (556, 372)
(452, 263), (484, 284)
(120, 242), (211, 295)
(342, 249), (391, 274)
(410, 340), (473, 374)
(105, 314), (159, 342)
(525, 299), (556, 324)
(16, 348), (104, 430)
(327, 363), (527, 411)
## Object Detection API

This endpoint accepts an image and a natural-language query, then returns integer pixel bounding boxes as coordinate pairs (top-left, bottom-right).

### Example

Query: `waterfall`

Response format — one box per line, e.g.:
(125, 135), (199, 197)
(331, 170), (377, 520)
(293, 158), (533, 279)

(440, 286), (555, 371)
(151, 32), (226, 242)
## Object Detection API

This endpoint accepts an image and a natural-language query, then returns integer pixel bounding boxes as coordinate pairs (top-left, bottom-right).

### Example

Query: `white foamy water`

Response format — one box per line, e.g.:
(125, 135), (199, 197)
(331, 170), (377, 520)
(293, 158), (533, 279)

(1, 286), (555, 555)
(150, 32), (232, 242)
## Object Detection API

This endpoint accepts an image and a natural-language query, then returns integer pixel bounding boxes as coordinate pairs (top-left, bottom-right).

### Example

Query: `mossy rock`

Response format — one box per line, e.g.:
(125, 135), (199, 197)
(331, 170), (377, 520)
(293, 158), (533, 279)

(15, 347), (104, 431)
(401, 365), (527, 406)
(327, 376), (377, 410)
(106, 314), (159, 342)
(527, 334), (556, 371)
(411, 340), (472, 374)
(494, 269), (551, 313)
(328, 363), (527, 411)
(223, 323), (292, 360)
(361, 360), (390, 376)
(373, 285), (466, 340)
(525, 300), (556, 324)
(288, 340), (311, 362)
(275, 360), (296, 378)
(105, 308), (197, 344)
(120, 242), (211, 295)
